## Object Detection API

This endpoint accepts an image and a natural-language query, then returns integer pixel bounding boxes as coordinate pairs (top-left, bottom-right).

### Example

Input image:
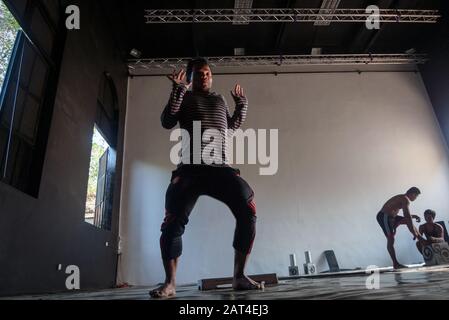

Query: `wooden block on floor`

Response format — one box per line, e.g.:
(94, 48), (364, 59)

(198, 273), (278, 291)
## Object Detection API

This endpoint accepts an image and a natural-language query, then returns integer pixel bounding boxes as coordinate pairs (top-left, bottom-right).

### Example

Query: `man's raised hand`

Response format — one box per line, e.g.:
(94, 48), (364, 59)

(167, 69), (191, 88)
(231, 84), (245, 99)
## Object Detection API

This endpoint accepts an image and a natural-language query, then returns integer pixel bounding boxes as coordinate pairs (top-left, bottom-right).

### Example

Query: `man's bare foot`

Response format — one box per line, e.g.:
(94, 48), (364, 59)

(149, 283), (176, 298)
(393, 263), (407, 270)
(232, 276), (263, 291)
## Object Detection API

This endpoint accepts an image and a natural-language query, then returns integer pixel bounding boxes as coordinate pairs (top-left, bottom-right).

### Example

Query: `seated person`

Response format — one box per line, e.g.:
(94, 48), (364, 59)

(416, 209), (445, 254)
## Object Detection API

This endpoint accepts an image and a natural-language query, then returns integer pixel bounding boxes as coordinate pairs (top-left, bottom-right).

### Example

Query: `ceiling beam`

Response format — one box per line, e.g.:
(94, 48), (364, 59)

(143, 8), (440, 24)
(128, 53), (428, 75)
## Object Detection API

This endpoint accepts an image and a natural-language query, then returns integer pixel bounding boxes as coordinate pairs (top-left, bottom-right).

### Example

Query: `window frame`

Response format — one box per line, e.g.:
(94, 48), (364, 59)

(0, 0), (67, 197)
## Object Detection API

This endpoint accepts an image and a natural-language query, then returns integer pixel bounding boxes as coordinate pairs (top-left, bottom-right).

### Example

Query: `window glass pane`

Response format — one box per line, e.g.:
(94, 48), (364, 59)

(29, 54), (48, 97)
(19, 40), (35, 85)
(85, 127), (110, 227)
(19, 96), (40, 143)
(0, 0), (20, 90)
(0, 80), (26, 131)
(0, 86), (15, 127)
(10, 85), (27, 129)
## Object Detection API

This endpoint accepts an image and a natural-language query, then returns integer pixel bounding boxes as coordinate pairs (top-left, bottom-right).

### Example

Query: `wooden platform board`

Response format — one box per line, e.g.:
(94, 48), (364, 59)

(198, 273), (278, 291)
(385, 264), (449, 273)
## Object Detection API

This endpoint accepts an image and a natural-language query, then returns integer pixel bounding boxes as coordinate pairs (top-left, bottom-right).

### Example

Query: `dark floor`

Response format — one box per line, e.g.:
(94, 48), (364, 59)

(3, 265), (449, 300)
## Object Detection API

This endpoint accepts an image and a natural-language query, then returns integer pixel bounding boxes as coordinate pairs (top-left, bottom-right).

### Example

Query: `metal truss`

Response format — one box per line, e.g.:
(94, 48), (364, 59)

(128, 54), (428, 73)
(144, 8), (440, 24)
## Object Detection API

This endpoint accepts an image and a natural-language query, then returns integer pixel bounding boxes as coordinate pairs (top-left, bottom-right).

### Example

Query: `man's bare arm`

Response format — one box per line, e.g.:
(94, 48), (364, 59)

(418, 225), (424, 236)
(227, 84), (248, 130)
(417, 225), (428, 243)
(161, 69), (190, 129)
(402, 200), (419, 237)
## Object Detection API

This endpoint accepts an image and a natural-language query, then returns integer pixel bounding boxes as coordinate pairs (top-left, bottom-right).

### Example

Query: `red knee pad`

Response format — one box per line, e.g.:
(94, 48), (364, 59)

(248, 200), (256, 215)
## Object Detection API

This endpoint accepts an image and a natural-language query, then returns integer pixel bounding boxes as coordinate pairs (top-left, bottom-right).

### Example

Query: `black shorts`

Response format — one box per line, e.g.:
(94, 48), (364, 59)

(376, 211), (404, 237)
(160, 164), (257, 260)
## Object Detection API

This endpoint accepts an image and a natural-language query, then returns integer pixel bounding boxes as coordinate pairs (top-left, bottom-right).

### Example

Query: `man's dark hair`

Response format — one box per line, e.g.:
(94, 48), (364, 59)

(406, 187), (421, 195)
(186, 57), (209, 83)
(424, 209), (436, 218)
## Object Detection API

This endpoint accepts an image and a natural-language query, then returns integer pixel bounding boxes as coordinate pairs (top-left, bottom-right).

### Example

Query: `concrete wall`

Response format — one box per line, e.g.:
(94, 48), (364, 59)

(0, 1), (127, 295)
(120, 70), (449, 285)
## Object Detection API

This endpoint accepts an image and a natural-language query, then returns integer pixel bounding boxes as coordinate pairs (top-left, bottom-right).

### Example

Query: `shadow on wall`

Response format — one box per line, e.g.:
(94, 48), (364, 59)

(119, 161), (171, 284)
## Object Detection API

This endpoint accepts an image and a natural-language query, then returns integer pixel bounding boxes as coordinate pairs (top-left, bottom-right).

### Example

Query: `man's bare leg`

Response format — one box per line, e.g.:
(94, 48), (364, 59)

(232, 250), (262, 290)
(387, 235), (406, 269)
(149, 258), (178, 298)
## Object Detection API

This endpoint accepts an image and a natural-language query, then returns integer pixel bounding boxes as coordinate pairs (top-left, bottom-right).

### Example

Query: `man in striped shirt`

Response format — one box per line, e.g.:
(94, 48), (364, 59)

(150, 58), (260, 298)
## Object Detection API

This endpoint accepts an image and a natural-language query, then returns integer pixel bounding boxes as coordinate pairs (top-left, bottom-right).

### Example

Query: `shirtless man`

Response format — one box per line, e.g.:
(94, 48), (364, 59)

(376, 187), (423, 269)
(416, 209), (445, 254)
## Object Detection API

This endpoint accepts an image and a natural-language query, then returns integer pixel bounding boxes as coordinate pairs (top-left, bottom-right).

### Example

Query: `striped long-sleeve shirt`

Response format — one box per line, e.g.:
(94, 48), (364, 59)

(161, 83), (248, 166)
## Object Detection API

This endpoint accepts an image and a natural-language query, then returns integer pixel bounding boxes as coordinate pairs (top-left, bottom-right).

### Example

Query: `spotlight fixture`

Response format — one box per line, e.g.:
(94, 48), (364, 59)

(130, 48), (142, 58)
(234, 48), (245, 56)
(311, 48), (322, 55)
